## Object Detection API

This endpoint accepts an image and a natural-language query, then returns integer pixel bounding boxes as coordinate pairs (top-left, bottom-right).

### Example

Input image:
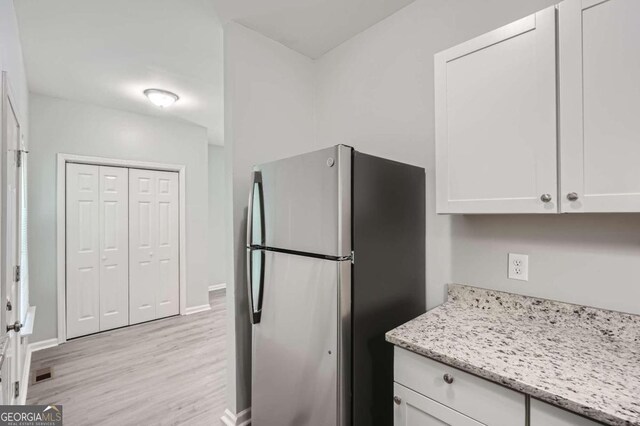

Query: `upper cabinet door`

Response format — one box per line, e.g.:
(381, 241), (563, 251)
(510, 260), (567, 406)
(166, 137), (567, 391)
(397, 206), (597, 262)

(559, 0), (640, 212)
(435, 7), (558, 214)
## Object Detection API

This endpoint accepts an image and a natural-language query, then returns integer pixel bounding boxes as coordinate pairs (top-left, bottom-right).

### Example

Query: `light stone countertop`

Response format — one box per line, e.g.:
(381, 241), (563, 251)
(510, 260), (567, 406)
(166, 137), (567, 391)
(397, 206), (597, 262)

(385, 284), (640, 426)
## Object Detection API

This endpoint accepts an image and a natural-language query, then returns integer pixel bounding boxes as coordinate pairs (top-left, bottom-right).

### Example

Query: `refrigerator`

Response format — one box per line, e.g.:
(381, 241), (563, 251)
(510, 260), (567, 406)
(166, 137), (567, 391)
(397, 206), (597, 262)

(247, 145), (425, 426)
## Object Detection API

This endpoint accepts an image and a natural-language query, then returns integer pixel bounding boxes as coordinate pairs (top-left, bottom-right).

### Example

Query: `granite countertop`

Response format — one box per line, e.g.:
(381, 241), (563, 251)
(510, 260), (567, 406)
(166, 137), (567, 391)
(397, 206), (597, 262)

(386, 284), (640, 426)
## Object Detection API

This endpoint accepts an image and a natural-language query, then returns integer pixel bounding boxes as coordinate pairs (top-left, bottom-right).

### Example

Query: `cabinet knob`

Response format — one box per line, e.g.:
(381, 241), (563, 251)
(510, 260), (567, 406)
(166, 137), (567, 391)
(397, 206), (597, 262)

(443, 373), (454, 384)
(540, 194), (552, 203)
(393, 396), (402, 405)
(566, 192), (579, 202)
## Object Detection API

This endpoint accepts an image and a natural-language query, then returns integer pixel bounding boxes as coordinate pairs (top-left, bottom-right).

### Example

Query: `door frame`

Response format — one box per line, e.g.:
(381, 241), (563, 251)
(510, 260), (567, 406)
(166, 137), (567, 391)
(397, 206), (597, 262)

(56, 153), (187, 344)
(2, 71), (26, 403)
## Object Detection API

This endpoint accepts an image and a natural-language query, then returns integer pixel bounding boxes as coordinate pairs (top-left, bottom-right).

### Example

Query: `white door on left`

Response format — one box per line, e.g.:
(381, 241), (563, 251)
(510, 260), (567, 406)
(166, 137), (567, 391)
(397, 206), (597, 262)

(66, 163), (101, 339)
(67, 164), (130, 338)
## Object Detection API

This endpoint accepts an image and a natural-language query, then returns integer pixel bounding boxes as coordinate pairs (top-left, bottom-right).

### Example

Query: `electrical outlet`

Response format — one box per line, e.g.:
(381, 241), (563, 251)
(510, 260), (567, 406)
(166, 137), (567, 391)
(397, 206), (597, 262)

(508, 253), (528, 281)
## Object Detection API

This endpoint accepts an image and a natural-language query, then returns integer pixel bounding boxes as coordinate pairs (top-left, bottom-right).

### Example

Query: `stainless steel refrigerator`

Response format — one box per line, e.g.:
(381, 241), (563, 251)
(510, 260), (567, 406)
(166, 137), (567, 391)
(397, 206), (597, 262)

(247, 145), (425, 426)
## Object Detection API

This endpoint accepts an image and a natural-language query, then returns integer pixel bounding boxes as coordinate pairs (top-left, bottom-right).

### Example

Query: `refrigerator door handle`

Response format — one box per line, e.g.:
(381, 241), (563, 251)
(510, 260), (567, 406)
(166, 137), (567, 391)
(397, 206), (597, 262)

(246, 170), (265, 247)
(247, 248), (265, 324)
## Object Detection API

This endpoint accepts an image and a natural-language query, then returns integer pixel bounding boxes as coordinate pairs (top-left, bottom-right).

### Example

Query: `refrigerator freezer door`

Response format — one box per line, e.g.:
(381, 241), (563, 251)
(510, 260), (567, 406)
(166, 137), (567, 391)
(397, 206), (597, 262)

(249, 145), (352, 258)
(252, 250), (344, 426)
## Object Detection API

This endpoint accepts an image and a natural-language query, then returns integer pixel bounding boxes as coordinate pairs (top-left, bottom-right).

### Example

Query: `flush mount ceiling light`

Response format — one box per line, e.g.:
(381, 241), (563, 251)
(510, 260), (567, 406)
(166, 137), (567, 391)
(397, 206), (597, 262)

(143, 88), (179, 108)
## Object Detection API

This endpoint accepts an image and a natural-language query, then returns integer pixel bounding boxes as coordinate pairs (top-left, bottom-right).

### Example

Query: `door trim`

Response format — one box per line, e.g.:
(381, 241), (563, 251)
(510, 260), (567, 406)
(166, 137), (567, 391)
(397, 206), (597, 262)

(56, 153), (187, 344)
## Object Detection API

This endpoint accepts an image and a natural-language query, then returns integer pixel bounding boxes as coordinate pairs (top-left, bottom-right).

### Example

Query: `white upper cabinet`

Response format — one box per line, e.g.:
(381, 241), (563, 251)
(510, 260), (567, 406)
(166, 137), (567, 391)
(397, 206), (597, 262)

(435, 6), (558, 214)
(559, 0), (640, 212)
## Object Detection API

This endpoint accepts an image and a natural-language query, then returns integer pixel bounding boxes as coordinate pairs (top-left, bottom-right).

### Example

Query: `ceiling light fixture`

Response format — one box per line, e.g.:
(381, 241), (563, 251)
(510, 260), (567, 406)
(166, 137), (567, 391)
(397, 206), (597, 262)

(143, 88), (179, 108)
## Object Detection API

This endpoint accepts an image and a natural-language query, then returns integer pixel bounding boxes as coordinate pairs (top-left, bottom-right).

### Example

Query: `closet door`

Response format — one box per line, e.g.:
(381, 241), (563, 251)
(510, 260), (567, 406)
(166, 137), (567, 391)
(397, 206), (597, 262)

(129, 169), (179, 324)
(559, 0), (640, 212)
(66, 163), (100, 338)
(154, 171), (179, 319)
(98, 166), (129, 331)
(129, 168), (158, 324)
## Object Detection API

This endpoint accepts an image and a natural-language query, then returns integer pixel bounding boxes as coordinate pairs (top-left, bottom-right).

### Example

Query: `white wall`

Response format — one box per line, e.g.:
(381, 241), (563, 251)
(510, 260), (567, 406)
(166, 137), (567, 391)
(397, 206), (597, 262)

(208, 145), (226, 286)
(28, 94), (210, 343)
(315, 0), (640, 315)
(0, 0), (29, 122)
(223, 22), (316, 413)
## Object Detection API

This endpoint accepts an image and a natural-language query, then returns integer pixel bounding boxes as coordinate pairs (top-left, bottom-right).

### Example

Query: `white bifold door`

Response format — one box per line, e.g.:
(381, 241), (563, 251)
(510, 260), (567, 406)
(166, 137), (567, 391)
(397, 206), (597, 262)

(66, 164), (129, 339)
(66, 165), (179, 338)
(129, 168), (179, 325)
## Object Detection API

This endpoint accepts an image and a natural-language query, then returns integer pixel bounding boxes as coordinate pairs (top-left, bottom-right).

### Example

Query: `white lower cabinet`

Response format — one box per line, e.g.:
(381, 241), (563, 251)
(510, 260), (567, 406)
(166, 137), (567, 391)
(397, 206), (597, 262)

(530, 399), (602, 426)
(394, 347), (602, 426)
(394, 383), (483, 426)
(394, 347), (525, 426)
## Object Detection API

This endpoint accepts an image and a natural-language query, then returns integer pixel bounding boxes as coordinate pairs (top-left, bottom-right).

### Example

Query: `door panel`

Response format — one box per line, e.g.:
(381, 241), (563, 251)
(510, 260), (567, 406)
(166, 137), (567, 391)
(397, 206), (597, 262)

(99, 166), (128, 331)
(252, 145), (351, 257)
(435, 6), (557, 213)
(129, 168), (158, 324)
(129, 169), (179, 324)
(66, 163), (100, 338)
(559, 0), (640, 212)
(252, 250), (340, 426)
(155, 171), (178, 318)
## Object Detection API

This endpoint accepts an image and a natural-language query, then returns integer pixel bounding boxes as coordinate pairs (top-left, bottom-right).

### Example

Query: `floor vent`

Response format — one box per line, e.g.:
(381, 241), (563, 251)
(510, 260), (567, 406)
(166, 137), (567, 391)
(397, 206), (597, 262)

(33, 367), (53, 384)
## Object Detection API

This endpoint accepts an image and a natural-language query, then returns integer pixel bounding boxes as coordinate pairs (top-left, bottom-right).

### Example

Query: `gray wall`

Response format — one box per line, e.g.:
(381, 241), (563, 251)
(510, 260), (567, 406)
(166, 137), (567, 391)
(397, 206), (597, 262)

(224, 22), (317, 413)
(28, 94), (210, 343)
(208, 145), (227, 286)
(315, 0), (640, 315)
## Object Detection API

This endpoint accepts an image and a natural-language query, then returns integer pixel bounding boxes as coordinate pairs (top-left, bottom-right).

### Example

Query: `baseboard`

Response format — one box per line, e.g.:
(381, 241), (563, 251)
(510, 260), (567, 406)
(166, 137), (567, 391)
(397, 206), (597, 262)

(28, 338), (59, 353)
(220, 407), (251, 426)
(208, 283), (226, 292)
(184, 304), (211, 315)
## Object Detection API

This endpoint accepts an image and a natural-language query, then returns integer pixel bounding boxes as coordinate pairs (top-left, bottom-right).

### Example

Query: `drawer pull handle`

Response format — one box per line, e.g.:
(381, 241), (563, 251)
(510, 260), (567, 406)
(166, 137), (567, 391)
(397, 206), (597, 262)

(393, 396), (402, 405)
(443, 373), (454, 384)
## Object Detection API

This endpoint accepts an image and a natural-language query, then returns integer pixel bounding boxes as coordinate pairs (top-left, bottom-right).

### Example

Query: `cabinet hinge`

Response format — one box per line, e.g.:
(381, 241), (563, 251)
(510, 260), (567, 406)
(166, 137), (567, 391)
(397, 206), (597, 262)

(351, 251), (355, 264)
(14, 381), (19, 398)
(14, 265), (20, 283)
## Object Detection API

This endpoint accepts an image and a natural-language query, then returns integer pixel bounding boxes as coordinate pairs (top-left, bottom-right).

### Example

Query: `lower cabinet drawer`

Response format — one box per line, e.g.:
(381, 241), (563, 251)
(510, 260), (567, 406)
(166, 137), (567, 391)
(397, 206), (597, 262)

(394, 347), (526, 426)
(530, 398), (603, 426)
(394, 382), (484, 426)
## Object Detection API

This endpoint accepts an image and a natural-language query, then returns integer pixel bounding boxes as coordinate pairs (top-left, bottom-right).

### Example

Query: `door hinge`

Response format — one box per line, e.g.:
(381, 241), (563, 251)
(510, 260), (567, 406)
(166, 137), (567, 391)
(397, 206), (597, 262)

(14, 381), (19, 398)
(351, 251), (355, 264)
(15, 150), (28, 168)
(14, 265), (20, 283)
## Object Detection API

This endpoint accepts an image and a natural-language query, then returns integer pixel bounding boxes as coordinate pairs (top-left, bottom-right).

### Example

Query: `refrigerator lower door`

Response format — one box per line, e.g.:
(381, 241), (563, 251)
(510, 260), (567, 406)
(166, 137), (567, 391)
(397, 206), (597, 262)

(252, 250), (348, 426)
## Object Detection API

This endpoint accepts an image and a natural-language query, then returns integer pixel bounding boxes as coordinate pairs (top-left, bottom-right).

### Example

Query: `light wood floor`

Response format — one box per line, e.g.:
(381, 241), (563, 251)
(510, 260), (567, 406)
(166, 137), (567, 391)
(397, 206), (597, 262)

(28, 290), (227, 426)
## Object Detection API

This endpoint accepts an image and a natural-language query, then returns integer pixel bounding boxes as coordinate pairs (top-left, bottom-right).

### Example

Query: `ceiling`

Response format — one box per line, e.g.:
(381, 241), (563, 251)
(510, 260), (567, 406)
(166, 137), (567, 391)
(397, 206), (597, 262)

(15, 0), (224, 145)
(212, 0), (416, 58)
(15, 0), (415, 145)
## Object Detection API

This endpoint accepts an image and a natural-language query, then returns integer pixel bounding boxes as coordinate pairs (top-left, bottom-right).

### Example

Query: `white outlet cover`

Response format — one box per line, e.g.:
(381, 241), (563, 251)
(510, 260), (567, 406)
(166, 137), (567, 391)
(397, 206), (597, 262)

(508, 253), (529, 281)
